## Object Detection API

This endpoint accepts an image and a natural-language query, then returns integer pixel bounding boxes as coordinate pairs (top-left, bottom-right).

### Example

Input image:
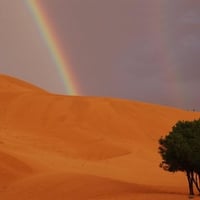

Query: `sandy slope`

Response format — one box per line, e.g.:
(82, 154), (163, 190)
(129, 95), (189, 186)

(0, 74), (199, 199)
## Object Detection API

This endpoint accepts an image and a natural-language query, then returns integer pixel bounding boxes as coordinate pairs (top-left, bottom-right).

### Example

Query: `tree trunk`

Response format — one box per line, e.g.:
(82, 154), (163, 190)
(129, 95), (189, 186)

(193, 173), (200, 194)
(187, 171), (194, 196)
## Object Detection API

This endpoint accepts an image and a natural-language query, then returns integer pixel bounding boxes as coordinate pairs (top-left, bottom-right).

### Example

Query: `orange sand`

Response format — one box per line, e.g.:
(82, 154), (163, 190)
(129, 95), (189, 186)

(0, 74), (199, 199)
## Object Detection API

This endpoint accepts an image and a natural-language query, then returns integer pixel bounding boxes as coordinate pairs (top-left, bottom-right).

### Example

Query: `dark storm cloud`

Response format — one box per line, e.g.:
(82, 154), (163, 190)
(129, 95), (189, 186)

(42, 0), (166, 91)
(1, 0), (200, 109)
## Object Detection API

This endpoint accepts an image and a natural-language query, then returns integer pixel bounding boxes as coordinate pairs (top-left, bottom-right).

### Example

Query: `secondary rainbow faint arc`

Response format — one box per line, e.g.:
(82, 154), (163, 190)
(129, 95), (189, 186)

(26, 0), (79, 95)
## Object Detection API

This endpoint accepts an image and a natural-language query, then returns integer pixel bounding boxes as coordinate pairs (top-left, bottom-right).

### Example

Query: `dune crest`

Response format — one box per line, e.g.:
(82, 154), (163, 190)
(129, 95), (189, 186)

(0, 74), (47, 93)
(0, 74), (199, 199)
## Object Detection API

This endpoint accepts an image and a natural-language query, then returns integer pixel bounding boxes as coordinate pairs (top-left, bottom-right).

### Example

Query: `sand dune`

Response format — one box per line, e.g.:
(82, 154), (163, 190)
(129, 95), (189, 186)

(0, 74), (199, 199)
(0, 74), (47, 93)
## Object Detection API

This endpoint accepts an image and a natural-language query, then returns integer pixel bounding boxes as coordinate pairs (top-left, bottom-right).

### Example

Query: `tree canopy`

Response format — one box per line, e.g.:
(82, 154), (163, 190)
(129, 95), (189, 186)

(158, 119), (200, 196)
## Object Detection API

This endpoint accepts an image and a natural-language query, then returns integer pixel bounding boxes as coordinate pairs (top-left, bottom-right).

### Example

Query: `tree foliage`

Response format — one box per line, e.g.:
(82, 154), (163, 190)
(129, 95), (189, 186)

(158, 119), (200, 195)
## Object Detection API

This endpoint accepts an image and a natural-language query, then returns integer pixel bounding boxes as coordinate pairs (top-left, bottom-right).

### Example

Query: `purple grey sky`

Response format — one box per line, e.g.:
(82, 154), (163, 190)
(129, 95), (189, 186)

(0, 0), (200, 110)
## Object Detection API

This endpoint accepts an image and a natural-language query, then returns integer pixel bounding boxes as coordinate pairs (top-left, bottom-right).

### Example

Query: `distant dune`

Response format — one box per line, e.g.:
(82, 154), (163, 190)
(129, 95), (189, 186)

(0, 74), (47, 93)
(0, 74), (199, 200)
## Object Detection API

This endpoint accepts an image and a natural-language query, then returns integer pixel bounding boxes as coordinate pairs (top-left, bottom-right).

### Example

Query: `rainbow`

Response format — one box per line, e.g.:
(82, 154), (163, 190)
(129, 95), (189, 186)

(26, 0), (79, 95)
(158, 1), (185, 107)
(25, 1), (186, 108)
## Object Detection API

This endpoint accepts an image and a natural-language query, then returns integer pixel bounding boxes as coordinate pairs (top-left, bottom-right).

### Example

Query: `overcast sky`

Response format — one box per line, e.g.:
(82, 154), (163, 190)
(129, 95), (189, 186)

(0, 0), (200, 110)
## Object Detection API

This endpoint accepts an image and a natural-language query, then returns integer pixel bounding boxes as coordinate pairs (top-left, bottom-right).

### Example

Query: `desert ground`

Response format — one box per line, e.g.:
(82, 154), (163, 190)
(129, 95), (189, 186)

(0, 74), (200, 199)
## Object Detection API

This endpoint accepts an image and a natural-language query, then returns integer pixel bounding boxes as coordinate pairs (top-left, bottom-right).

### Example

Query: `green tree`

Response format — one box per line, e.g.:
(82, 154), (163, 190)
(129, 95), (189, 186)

(158, 119), (200, 196)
